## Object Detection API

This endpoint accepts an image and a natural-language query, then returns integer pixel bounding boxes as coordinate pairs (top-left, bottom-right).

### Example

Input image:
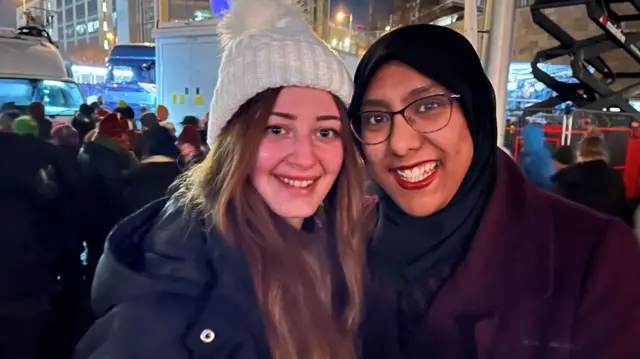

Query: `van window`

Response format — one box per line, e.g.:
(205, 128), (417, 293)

(0, 78), (84, 116)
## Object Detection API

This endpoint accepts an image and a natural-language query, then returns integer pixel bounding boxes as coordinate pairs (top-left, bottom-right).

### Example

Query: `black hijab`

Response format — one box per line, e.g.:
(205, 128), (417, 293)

(349, 25), (498, 338)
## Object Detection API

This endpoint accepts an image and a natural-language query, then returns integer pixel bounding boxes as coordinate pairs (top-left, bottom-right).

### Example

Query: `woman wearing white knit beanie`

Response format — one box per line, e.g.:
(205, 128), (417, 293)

(74, 1), (366, 359)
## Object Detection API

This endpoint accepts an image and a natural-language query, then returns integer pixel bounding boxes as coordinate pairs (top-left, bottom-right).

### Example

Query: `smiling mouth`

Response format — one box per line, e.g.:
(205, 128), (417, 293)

(392, 161), (439, 183)
(276, 176), (318, 188)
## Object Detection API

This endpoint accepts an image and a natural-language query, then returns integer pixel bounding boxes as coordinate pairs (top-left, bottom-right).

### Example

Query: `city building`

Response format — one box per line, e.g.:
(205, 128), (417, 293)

(116, 0), (214, 44)
(391, 0), (472, 26)
(16, 0), (116, 65)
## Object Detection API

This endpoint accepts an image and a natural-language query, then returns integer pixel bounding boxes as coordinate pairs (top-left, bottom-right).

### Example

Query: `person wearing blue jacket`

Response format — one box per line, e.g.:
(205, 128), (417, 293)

(521, 123), (556, 189)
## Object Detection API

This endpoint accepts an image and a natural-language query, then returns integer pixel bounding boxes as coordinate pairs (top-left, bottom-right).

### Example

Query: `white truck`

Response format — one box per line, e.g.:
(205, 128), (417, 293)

(0, 26), (84, 121)
(153, 19), (359, 130)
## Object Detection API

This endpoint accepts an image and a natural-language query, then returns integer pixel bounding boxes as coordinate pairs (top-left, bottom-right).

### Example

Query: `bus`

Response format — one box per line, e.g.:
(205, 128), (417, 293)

(104, 44), (156, 115)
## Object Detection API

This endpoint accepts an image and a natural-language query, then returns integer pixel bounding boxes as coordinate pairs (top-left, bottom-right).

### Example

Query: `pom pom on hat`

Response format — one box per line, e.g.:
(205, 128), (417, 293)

(117, 100), (128, 109)
(218, 0), (305, 49)
(208, 0), (354, 146)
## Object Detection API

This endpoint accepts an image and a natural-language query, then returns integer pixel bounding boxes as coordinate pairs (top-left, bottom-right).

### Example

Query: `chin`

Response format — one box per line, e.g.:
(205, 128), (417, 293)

(388, 191), (444, 217)
(269, 203), (320, 221)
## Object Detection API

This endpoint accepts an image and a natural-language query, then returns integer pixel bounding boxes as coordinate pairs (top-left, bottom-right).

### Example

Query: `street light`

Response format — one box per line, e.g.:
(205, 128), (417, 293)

(335, 8), (353, 52)
(106, 32), (114, 40)
(335, 8), (353, 34)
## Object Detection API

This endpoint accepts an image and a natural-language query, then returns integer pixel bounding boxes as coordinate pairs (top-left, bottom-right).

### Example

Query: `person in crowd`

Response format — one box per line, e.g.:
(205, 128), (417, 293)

(47, 121), (91, 359)
(77, 112), (138, 280)
(0, 116), (11, 132)
(349, 25), (640, 359)
(72, 104), (97, 144)
(122, 125), (181, 215)
(89, 102), (101, 111)
(0, 111), (20, 132)
(552, 144), (575, 171)
(28, 102), (52, 140)
(75, 1), (366, 358)
(97, 95), (104, 106)
(140, 112), (160, 132)
(115, 104), (144, 159)
(51, 122), (81, 161)
(12, 115), (39, 136)
(178, 124), (205, 169)
(182, 115), (209, 152)
(161, 121), (177, 135)
(181, 115), (202, 129)
(0, 115), (77, 359)
(521, 122), (556, 189)
(552, 133), (631, 225)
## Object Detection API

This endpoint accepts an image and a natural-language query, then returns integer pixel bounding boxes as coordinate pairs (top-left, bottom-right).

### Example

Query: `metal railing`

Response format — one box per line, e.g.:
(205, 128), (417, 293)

(503, 108), (640, 170)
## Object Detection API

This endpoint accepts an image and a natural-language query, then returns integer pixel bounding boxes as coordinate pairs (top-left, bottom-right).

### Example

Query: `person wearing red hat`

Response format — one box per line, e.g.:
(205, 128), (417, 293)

(177, 125), (205, 169)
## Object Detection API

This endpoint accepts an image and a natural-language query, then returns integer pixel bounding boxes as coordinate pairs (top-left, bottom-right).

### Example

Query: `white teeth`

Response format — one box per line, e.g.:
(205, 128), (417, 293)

(396, 162), (438, 182)
(278, 176), (315, 188)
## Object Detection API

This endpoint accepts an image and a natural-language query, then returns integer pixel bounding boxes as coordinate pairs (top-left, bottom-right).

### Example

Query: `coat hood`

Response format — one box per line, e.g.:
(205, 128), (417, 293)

(522, 123), (546, 152)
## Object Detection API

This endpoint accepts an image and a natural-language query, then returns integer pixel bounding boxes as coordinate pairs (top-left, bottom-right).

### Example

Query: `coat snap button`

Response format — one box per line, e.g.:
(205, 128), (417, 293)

(200, 329), (215, 343)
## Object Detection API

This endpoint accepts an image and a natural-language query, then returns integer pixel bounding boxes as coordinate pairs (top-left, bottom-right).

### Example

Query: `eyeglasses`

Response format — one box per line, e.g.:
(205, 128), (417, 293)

(350, 93), (461, 145)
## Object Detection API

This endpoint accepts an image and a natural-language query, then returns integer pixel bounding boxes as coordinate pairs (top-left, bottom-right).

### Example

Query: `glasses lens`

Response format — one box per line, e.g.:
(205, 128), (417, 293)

(352, 112), (392, 144)
(405, 95), (453, 134)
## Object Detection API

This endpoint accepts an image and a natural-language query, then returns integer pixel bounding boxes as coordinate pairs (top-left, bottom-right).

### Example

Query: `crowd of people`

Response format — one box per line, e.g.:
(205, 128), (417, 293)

(2, 0), (640, 358)
(0, 94), (208, 358)
(521, 124), (635, 226)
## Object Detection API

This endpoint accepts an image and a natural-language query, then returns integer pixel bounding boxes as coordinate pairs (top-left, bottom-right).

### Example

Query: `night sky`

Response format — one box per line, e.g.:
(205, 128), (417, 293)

(344, 0), (393, 27)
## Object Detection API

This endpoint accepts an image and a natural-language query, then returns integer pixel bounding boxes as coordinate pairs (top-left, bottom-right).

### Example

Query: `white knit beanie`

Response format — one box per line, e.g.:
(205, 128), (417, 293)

(207, 0), (355, 146)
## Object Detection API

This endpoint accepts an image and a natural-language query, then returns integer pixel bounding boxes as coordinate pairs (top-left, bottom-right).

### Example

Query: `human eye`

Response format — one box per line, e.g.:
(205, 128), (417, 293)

(265, 125), (287, 136)
(361, 112), (389, 126)
(316, 127), (341, 140)
(413, 96), (446, 113)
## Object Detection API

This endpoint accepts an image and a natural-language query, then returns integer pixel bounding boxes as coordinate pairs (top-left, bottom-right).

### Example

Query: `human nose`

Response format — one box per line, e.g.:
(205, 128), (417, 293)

(387, 113), (422, 156)
(288, 133), (317, 169)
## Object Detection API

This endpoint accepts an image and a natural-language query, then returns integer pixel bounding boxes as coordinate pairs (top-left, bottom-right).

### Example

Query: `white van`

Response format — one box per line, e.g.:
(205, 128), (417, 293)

(0, 26), (84, 121)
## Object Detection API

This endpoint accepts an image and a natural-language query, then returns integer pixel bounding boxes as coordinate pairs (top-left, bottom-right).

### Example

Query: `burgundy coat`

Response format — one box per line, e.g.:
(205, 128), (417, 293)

(362, 151), (640, 359)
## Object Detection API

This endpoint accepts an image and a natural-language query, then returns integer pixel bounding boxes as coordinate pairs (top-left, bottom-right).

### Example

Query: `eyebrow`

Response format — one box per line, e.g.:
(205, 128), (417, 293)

(361, 84), (442, 110)
(271, 112), (341, 121)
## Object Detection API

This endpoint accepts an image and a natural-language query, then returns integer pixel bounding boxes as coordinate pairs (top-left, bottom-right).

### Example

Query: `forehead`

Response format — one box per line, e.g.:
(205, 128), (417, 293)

(362, 61), (446, 106)
(272, 87), (340, 116)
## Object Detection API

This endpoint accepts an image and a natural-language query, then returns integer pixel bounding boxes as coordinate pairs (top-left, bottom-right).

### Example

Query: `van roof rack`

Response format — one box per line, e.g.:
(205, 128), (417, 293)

(16, 26), (56, 46)
(529, 0), (640, 112)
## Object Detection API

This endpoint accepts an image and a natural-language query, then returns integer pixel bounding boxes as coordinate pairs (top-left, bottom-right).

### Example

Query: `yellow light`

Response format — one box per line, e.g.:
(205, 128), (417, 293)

(385, 25), (391, 31)
(106, 32), (114, 40)
(336, 11), (346, 22)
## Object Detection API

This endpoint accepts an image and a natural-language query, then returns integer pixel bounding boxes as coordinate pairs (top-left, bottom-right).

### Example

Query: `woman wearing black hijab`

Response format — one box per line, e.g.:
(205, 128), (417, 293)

(351, 25), (640, 359)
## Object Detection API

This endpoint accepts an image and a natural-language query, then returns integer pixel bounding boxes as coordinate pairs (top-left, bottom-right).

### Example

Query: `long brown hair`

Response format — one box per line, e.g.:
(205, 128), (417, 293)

(173, 87), (366, 359)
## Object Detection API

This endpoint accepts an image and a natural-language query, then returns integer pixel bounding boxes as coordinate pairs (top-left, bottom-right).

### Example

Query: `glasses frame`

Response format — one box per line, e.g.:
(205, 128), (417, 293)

(350, 93), (461, 145)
